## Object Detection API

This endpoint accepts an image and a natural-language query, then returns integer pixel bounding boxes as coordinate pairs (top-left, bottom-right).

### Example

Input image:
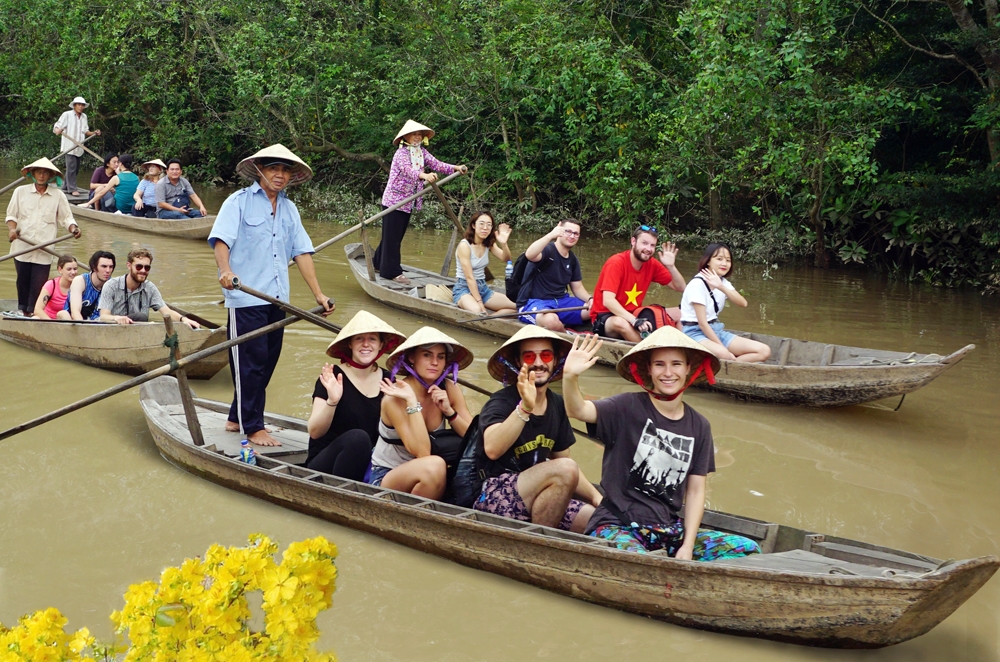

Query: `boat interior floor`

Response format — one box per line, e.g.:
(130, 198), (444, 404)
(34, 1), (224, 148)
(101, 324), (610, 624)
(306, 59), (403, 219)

(161, 404), (308, 460)
(713, 548), (936, 577)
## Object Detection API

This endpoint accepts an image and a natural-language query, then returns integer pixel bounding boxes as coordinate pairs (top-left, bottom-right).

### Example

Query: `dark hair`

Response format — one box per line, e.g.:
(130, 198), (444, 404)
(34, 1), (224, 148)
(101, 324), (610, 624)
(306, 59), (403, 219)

(463, 210), (496, 248)
(696, 242), (734, 273)
(127, 248), (153, 263)
(56, 254), (77, 269)
(103, 152), (119, 167)
(118, 153), (134, 170)
(89, 250), (116, 271)
(166, 158), (182, 169)
(631, 225), (659, 241)
(559, 218), (581, 230)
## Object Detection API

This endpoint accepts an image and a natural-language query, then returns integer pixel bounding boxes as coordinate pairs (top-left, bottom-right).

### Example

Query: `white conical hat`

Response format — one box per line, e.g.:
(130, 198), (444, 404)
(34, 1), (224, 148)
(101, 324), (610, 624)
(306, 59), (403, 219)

(616, 326), (720, 389)
(235, 144), (313, 186)
(69, 96), (88, 108)
(141, 158), (167, 170)
(487, 325), (573, 383)
(385, 326), (473, 373)
(20, 157), (63, 178)
(393, 120), (434, 146)
(325, 311), (406, 362)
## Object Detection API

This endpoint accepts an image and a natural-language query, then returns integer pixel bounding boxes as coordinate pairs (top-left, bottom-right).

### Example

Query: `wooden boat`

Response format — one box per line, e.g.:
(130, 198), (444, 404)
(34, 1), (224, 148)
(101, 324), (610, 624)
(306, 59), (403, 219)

(345, 243), (973, 407)
(71, 205), (215, 240)
(0, 301), (228, 379)
(140, 375), (998, 648)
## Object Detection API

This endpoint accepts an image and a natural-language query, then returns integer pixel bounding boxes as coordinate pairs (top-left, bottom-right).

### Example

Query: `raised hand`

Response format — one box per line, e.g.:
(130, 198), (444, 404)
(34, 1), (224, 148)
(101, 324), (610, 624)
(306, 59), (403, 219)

(494, 223), (512, 245)
(547, 224), (566, 241)
(319, 363), (343, 406)
(699, 268), (722, 290)
(380, 377), (417, 406)
(658, 242), (679, 268)
(563, 334), (603, 378)
(517, 363), (538, 412)
(427, 384), (455, 416)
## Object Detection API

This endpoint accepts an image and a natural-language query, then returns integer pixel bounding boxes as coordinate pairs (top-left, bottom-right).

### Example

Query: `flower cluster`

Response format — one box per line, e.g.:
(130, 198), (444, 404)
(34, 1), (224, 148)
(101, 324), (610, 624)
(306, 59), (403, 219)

(0, 535), (338, 661)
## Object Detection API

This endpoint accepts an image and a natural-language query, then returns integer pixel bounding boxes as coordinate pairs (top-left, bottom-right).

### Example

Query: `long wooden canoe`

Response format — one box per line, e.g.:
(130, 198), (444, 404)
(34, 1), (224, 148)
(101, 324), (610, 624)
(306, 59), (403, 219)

(345, 244), (973, 407)
(140, 375), (997, 648)
(0, 301), (228, 379)
(71, 205), (215, 240)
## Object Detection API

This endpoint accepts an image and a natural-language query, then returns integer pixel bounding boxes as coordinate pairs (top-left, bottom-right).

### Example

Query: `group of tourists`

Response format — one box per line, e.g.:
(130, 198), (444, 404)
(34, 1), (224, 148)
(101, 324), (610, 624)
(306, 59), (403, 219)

(78, 153), (207, 220)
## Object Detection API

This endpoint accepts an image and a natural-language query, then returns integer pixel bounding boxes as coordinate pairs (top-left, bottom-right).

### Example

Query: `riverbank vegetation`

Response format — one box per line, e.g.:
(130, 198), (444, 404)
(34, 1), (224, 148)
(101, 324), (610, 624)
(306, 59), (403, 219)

(1, 0), (998, 287)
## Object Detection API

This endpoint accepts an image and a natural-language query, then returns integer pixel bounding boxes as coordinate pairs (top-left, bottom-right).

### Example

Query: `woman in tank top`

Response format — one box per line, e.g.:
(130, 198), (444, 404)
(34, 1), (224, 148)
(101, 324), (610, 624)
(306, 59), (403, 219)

(453, 210), (517, 314)
(33, 254), (78, 319)
(367, 327), (474, 499)
(306, 312), (406, 481)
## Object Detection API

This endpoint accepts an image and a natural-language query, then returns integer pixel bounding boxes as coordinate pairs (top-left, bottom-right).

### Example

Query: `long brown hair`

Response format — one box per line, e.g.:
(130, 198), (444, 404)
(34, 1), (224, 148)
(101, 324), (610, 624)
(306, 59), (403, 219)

(463, 211), (496, 248)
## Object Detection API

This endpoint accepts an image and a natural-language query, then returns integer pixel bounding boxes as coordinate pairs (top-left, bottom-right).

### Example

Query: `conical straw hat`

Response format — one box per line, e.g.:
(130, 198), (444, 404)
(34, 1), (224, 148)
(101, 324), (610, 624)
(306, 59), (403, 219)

(487, 326), (573, 383)
(69, 96), (88, 108)
(326, 311), (406, 362)
(141, 158), (167, 170)
(616, 326), (720, 389)
(20, 157), (63, 178)
(393, 120), (434, 146)
(235, 144), (313, 186)
(386, 326), (473, 374)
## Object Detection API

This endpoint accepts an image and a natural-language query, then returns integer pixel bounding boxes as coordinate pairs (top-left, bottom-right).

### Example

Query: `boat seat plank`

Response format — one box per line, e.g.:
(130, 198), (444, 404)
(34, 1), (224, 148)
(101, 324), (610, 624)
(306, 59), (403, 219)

(162, 404), (308, 457)
(702, 511), (779, 552)
(713, 549), (918, 577)
(811, 541), (939, 572)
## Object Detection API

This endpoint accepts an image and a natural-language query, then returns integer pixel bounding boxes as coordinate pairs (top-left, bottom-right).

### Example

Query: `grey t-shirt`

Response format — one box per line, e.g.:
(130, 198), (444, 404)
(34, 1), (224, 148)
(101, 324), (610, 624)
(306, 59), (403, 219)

(155, 176), (195, 205)
(97, 275), (165, 321)
(585, 392), (715, 533)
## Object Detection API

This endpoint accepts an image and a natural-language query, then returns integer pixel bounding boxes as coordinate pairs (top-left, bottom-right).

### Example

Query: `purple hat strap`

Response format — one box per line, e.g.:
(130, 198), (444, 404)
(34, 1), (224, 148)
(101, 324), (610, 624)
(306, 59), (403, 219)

(390, 358), (459, 389)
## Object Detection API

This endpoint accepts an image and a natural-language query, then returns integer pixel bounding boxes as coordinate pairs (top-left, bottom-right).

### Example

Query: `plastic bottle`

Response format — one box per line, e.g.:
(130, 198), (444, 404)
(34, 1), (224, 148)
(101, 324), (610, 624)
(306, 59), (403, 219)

(505, 260), (514, 279)
(239, 439), (257, 466)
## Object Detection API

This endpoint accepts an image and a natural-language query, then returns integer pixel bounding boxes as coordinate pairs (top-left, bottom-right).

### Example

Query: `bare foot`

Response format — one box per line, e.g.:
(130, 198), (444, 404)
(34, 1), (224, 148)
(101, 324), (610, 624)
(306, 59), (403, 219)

(247, 430), (281, 447)
(225, 421), (240, 432)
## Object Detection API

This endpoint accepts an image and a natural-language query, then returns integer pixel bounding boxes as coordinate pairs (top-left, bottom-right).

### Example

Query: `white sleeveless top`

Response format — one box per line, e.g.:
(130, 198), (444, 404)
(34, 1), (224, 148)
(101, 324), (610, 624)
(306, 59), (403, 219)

(455, 239), (490, 281)
(370, 416), (446, 469)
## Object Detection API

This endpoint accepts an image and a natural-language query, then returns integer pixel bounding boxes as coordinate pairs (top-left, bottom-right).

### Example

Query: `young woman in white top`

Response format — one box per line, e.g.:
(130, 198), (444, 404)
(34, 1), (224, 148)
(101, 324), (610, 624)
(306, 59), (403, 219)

(453, 210), (516, 313)
(679, 243), (771, 363)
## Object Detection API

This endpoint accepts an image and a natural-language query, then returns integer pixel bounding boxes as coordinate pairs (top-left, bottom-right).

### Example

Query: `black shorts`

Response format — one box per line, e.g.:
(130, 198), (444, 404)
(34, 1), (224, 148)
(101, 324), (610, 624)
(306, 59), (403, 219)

(592, 312), (615, 336)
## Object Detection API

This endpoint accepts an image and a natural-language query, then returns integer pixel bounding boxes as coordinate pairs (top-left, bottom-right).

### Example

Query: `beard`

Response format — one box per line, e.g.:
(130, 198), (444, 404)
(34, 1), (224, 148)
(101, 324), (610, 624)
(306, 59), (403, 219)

(632, 246), (652, 262)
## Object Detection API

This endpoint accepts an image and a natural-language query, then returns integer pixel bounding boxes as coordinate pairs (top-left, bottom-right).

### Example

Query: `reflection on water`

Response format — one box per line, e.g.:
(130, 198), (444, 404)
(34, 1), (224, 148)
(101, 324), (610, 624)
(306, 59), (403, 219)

(1, 161), (1000, 660)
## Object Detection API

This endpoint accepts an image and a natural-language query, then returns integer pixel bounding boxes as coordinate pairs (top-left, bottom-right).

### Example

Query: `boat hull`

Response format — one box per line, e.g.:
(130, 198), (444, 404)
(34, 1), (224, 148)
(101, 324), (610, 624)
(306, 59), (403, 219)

(71, 205), (215, 240)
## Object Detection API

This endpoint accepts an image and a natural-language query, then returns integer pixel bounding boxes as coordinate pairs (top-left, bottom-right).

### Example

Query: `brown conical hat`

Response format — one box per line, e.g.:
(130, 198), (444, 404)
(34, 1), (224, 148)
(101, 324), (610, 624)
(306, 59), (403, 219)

(20, 157), (63, 178)
(235, 144), (313, 186)
(616, 326), (720, 389)
(385, 326), (473, 373)
(325, 311), (406, 362)
(487, 325), (573, 383)
(393, 120), (434, 146)
(141, 159), (167, 170)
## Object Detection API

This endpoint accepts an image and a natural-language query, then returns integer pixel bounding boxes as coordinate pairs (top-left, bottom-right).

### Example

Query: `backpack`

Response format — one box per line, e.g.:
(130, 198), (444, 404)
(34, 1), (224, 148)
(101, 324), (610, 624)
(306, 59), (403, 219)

(451, 415), (485, 508)
(505, 252), (555, 308)
(634, 304), (675, 330)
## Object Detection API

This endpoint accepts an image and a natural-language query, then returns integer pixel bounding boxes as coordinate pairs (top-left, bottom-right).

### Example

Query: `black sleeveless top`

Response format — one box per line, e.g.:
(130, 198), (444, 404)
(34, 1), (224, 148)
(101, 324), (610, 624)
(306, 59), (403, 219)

(306, 365), (387, 465)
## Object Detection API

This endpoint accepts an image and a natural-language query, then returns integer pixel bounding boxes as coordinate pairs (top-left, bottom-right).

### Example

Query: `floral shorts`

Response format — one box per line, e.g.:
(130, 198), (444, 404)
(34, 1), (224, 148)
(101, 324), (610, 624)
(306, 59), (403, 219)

(591, 524), (761, 561)
(475, 473), (585, 531)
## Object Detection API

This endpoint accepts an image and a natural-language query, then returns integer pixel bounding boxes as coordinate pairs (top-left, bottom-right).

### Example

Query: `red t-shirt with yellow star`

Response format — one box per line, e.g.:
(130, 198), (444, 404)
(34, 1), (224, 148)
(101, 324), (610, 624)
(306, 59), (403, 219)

(590, 250), (673, 322)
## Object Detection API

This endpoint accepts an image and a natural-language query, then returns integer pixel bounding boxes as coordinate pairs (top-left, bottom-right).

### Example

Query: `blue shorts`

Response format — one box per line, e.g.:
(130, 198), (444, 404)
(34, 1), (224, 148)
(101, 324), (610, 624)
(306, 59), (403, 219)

(519, 295), (586, 326)
(365, 464), (391, 487)
(682, 320), (735, 347)
(453, 278), (494, 305)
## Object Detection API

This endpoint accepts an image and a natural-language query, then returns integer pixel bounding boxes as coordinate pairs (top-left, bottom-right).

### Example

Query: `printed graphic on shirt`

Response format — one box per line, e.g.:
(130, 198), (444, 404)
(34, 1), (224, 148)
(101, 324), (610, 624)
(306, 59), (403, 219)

(624, 283), (643, 306)
(513, 434), (556, 469)
(628, 419), (694, 500)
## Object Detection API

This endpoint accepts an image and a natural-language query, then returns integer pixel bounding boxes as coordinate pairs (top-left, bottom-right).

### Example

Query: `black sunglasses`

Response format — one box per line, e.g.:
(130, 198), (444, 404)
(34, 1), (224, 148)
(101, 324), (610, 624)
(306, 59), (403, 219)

(132, 263), (152, 272)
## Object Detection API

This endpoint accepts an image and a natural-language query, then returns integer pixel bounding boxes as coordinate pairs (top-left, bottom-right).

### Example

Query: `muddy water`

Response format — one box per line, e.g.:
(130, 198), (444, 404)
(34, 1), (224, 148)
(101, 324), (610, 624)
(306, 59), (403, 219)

(1, 162), (999, 660)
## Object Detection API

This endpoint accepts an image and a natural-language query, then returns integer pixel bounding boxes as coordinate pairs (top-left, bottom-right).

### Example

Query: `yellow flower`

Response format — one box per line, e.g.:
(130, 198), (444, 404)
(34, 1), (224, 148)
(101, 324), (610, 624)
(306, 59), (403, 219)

(261, 567), (300, 605)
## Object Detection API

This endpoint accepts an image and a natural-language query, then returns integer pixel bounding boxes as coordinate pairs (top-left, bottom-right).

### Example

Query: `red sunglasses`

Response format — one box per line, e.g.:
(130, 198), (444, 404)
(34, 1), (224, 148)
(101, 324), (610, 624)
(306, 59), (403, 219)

(521, 349), (554, 364)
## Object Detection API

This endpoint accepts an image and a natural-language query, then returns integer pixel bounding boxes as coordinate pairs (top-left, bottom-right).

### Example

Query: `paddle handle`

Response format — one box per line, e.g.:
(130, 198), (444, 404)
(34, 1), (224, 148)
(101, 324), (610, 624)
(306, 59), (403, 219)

(0, 134), (99, 196)
(232, 278), (337, 332)
(458, 305), (587, 323)
(1, 233), (76, 264)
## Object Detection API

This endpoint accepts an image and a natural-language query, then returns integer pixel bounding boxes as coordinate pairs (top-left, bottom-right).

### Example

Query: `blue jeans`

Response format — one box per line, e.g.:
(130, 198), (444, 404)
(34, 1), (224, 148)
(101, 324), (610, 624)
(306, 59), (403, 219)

(158, 208), (204, 219)
(89, 189), (116, 212)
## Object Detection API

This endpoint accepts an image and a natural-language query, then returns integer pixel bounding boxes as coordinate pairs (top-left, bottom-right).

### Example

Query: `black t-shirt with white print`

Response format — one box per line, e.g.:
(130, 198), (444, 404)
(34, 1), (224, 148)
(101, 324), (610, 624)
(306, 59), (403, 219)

(585, 392), (715, 534)
(478, 385), (576, 477)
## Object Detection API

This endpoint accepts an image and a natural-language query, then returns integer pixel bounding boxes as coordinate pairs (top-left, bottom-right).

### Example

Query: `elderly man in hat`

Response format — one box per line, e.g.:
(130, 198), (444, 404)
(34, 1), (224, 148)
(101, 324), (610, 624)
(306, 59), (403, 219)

(53, 96), (101, 196)
(5, 158), (80, 315)
(561, 330), (761, 561)
(209, 144), (334, 448)
(473, 326), (602, 532)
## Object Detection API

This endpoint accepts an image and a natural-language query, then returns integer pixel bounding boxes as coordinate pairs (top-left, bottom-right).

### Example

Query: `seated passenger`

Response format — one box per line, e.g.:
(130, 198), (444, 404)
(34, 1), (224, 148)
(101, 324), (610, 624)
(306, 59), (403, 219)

(517, 219), (592, 332)
(132, 159), (165, 218)
(474, 326), (602, 532)
(679, 243), (771, 363)
(155, 159), (208, 219)
(306, 311), (406, 481)
(79, 154), (140, 216)
(57, 250), (116, 321)
(367, 327), (474, 499)
(98, 248), (199, 328)
(88, 153), (118, 211)
(33, 254), (78, 319)
(453, 210), (516, 314)
(562, 328), (761, 560)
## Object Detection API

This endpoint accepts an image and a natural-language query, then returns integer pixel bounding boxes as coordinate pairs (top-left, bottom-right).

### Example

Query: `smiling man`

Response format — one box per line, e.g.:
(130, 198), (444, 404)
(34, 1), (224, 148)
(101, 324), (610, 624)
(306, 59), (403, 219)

(516, 219), (592, 332)
(209, 144), (334, 448)
(98, 248), (197, 329)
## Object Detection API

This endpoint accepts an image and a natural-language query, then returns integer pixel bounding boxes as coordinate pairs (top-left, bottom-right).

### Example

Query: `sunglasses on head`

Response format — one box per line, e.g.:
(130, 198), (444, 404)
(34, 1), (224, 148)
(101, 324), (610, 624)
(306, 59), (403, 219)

(132, 263), (151, 272)
(521, 349), (555, 364)
(639, 224), (658, 235)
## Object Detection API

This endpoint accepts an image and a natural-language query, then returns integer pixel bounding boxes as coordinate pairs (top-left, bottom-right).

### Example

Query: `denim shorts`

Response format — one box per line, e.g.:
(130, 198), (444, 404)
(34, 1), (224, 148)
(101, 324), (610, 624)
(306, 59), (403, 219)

(453, 278), (494, 305)
(682, 320), (735, 347)
(365, 464), (391, 487)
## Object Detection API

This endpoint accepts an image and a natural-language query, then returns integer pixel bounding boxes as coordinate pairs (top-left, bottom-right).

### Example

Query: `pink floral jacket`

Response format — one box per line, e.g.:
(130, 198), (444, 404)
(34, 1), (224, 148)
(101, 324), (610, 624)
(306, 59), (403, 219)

(380, 146), (456, 213)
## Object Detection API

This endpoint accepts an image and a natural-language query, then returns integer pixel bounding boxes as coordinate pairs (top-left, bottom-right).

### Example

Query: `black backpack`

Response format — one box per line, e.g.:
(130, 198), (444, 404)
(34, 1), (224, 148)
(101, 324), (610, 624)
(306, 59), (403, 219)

(505, 251), (556, 308)
(451, 415), (486, 508)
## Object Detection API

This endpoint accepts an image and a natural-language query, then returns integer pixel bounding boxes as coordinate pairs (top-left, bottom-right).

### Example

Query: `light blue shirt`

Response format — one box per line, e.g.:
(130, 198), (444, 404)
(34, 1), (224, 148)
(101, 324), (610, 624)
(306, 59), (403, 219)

(208, 182), (315, 308)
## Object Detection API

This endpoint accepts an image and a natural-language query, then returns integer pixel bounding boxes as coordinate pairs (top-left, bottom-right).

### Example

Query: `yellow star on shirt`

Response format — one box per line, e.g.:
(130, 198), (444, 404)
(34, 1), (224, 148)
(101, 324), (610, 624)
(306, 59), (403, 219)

(624, 283), (643, 306)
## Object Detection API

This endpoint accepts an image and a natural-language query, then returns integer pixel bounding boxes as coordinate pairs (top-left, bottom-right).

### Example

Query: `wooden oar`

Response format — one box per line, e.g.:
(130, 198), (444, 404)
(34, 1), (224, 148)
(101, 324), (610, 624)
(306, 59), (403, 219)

(299, 170), (467, 264)
(60, 134), (105, 163)
(458, 305), (586, 323)
(0, 305), (325, 442)
(0, 233), (76, 264)
(0, 135), (99, 196)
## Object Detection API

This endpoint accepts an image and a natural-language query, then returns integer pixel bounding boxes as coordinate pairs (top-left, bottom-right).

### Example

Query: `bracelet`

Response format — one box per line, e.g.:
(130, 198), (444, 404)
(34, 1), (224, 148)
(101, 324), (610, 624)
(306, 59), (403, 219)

(518, 399), (534, 415)
(325, 400), (338, 408)
(406, 403), (423, 415)
(445, 410), (458, 422)
(514, 406), (530, 423)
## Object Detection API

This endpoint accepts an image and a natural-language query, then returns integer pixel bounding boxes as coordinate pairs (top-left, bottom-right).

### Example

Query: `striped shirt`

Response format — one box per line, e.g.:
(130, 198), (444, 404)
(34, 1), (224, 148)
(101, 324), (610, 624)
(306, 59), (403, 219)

(53, 110), (90, 157)
(97, 275), (165, 322)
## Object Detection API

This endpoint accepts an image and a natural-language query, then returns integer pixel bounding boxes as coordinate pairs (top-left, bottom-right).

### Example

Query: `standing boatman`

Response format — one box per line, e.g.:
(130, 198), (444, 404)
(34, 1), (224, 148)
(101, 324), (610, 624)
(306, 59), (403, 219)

(53, 96), (101, 196)
(209, 144), (335, 447)
(5, 158), (80, 315)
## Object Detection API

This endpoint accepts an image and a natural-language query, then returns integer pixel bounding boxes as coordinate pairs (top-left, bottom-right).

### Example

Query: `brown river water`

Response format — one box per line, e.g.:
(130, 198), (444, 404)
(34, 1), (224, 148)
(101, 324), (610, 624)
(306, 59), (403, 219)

(1, 163), (999, 660)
